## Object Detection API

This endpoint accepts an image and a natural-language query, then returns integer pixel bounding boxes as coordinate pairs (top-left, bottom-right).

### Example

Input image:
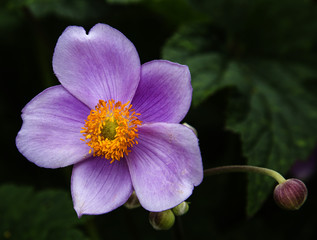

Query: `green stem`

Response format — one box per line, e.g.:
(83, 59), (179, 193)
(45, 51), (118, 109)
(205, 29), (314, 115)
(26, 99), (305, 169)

(204, 165), (286, 184)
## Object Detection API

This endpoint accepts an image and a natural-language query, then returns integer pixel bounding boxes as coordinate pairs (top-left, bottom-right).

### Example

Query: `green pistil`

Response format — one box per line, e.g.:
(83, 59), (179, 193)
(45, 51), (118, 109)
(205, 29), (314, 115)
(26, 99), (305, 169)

(100, 120), (118, 140)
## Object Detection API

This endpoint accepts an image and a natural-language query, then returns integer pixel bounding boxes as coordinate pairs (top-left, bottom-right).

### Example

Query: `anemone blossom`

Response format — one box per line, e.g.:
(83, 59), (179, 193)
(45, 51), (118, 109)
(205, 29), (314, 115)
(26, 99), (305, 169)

(16, 23), (203, 216)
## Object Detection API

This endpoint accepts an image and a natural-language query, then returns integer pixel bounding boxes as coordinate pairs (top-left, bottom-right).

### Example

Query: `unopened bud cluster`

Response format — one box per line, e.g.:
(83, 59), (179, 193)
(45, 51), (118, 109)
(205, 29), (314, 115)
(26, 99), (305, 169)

(183, 123), (198, 136)
(149, 202), (189, 230)
(149, 210), (175, 230)
(172, 201), (189, 216)
(274, 178), (308, 210)
(124, 191), (140, 209)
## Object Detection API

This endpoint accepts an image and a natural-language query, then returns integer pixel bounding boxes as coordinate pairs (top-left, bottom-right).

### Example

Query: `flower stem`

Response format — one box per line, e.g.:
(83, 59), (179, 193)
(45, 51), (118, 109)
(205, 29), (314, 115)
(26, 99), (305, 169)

(204, 165), (286, 184)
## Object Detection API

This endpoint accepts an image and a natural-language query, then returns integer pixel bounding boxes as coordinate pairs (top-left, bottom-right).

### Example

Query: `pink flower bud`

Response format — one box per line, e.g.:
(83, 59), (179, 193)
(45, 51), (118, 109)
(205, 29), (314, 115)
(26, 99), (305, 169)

(274, 178), (308, 210)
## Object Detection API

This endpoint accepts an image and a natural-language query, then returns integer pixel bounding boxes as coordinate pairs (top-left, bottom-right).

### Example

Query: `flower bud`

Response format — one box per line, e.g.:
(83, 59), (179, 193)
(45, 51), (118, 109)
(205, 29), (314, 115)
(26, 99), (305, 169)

(183, 123), (198, 136)
(149, 210), (175, 230)
(124, 191), (140, 209)
(172, 202), (189, 216)
(274, 178), (308, 210)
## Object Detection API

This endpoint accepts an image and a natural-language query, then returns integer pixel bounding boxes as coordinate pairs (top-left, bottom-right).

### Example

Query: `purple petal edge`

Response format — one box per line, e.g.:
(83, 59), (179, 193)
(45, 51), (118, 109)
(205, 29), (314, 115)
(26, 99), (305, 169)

(71, 157), (133, 217)
(53, 23), (141, 109)
(16, 85), (91, 168)
(132, 60), (192, 123)
(126, 122), (203, 212)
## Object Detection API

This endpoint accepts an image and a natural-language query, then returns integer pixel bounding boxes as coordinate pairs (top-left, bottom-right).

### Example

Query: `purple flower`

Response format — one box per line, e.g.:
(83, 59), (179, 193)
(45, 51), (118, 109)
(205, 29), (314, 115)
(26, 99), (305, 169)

(16, 23), (203, 216)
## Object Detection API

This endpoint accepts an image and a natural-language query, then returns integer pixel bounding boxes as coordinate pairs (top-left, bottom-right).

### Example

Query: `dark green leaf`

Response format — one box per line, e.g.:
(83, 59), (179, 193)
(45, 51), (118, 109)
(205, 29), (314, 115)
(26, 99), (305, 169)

(225, 61), (317, 215)
(163, 24), (317, 216)
(162, 24), (236, 105)
(0, 184), (88, 240)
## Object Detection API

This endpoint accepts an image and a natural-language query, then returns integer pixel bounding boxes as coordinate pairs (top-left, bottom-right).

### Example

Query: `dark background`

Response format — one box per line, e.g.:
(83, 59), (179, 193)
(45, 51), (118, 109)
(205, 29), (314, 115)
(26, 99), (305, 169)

(1, 0), (317, 239)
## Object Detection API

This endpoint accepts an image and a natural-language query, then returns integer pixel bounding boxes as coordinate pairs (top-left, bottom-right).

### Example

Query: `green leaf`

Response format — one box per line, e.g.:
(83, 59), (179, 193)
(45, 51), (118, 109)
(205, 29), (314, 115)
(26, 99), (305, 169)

(162, 24), (237, 105)
(225, 60), (317, 216)
(0, 184), (88, 240)
(163, 24), (317, 216)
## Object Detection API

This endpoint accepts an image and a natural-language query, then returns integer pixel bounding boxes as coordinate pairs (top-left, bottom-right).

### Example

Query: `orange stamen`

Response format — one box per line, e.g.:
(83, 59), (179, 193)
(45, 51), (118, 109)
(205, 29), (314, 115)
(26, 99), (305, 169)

(81, 99), (142, 162)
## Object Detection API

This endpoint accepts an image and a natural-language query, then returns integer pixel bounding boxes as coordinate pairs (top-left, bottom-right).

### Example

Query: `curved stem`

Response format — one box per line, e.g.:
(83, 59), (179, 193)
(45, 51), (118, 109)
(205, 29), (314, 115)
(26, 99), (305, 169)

(204, 165), (286, 184)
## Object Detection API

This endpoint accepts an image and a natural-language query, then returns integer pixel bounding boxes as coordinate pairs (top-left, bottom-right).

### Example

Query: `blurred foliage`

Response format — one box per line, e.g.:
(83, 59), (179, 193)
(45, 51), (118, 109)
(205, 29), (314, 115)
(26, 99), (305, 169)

(1, 0), (317, 239)
(4, 0), (105, 21)
(189, 0), (317, 57)
(163, 0), (317, 216)
(106, 0), (142, 4)
(0, 185), (88, 240)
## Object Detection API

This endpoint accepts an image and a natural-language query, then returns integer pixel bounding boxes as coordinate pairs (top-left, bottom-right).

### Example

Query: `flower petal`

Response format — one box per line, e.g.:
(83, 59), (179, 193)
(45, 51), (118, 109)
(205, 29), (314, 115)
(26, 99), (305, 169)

(71, 157), (133, 216)
(16, 85), (91, 168)
(53, 23), (141, 109)
(131, 60), (192, 123)
(126, 122), (203, 211)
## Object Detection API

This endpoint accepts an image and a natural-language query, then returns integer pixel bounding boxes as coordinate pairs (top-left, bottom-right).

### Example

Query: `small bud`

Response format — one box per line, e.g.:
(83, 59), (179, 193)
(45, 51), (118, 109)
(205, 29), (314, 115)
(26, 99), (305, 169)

(172, 202), (189, 216)
(124, 191), (140, 209)
(274, 178), (308, 210)
(149, 210), (175, 230)
(183, 123), (198, 136)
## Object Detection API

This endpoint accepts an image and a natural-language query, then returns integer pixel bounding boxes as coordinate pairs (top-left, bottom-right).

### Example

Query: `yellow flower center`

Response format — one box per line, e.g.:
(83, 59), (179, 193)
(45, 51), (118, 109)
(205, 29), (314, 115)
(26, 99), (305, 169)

(81, 99), (142, 163)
